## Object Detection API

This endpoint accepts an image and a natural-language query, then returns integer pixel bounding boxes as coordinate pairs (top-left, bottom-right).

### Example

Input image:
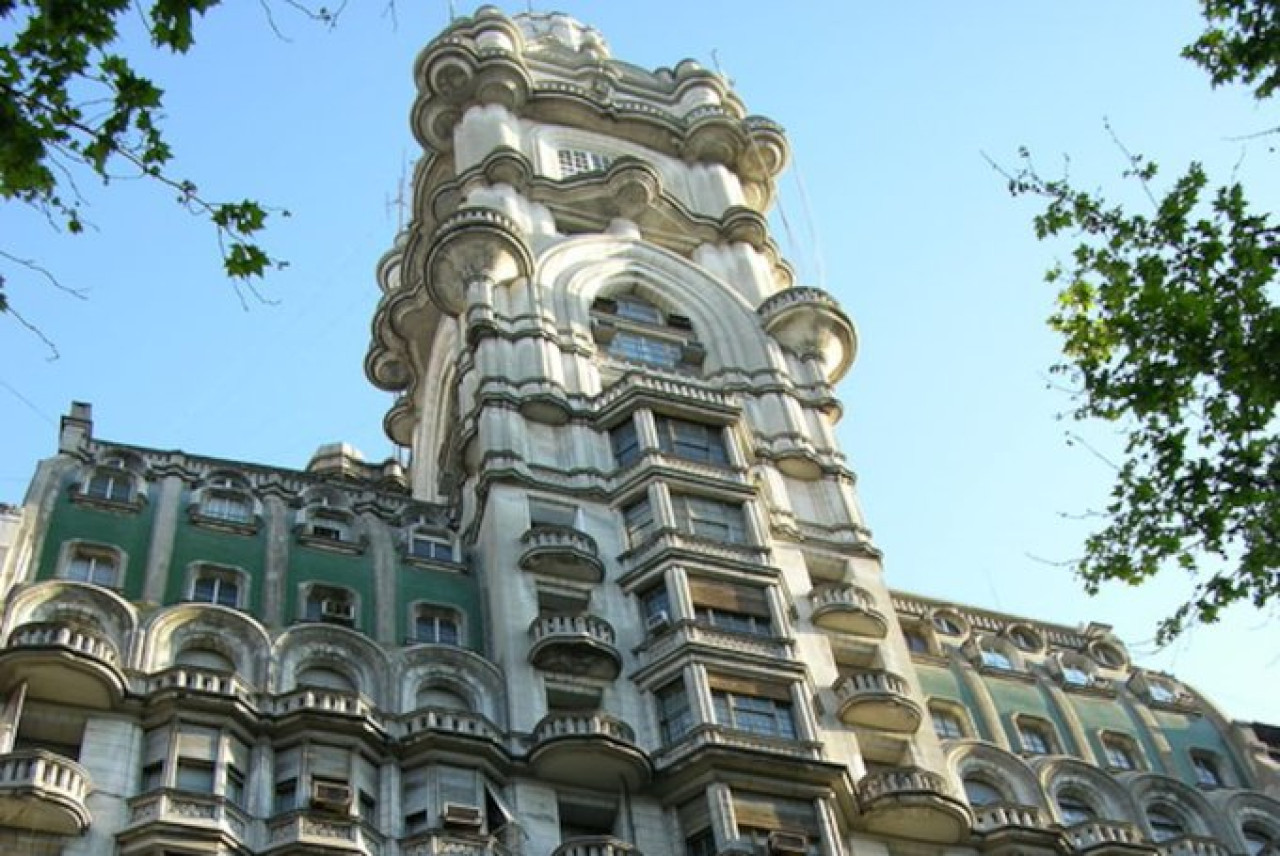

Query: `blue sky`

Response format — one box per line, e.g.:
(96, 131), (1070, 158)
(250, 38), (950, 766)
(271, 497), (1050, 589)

(1, 2), (1275, 722)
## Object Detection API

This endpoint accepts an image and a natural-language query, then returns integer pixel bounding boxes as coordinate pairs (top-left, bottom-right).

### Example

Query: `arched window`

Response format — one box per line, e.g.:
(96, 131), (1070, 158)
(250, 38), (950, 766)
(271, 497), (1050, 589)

(963, 778), (1004, 807)
(1243, 824), (1275, 856)
(929, 703), (966, 739)
(591, 293), (703, 372)
(297, 666), (355, 693)
(1147, 806), (1185, 842)
(1102, 733), (1141, 771)
(1016, 717), (1057, 756)
(415, 685), (470, 711)
(175, 647), (236, 672)
(1056, 791), (1097, 825)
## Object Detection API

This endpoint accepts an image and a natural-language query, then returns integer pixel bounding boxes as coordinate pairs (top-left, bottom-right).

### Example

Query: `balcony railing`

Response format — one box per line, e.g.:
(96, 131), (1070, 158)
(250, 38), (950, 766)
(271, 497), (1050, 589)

(126, 789), (249, 840)
(1066, 820), (1147, 851)
(9, 620), (119, 665)
(395, 706), (503, 743)
(810, 585), (887, 637)
(267, 812), (384, 856)
(1156, 836), (1230, 856)
(833, 670), (920, 732)
(530, 614), (616, 645)
(552, 836), (641, 856)
(533, 712), (636, 745)
(972, 802), (1051, 833)
(858, 767), (952, 803)
(0, 749), (92, 833)
(272, 687), (384, 728)
(401, 830), (510, 856)
(519, 525), (604, 582)
(142, 666), (255, 702)
(641, 620), (792, 664)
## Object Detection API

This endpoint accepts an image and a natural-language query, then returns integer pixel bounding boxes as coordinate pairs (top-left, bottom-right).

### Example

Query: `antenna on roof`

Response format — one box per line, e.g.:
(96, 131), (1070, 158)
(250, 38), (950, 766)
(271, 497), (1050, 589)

(386, 153), (410, 232)
(448, 0), (456, 21)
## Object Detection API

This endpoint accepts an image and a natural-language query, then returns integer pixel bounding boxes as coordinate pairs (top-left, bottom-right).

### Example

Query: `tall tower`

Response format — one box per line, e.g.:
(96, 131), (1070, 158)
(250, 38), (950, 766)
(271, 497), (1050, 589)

(0, 8), (1275, 856)
(366, 8), (951, 854)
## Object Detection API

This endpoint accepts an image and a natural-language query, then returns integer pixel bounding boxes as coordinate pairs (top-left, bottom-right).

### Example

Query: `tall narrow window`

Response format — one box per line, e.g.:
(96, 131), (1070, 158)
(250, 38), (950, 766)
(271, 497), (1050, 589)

(1102, 734), (1139, 771)
(1017, 719), (1055, 755)
(656, 681), (693, 743)
(622, 496), (656, 545)
(610, 419), (642, 468)
(1191, 752), (1224, 787)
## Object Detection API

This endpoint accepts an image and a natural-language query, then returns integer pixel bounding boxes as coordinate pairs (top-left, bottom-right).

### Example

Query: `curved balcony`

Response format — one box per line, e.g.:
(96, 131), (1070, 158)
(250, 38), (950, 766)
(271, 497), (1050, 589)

(0, 749), (92, 835)
(810, 585), (888, 638)
(972, 802), (1061, 851)
(758, 287), (858, 382)
(266, 812), (384, 855)
(529, 713), (650, 790)
(972, 803), (1052, 834)
(519, 525), (604, 583)
(834, 670), (921, 733)
(1156, 836), (1229, 856)
(1066, 821), (1152, 856)
(119, 790), (249, 855)
(1, 620), (126, 708)
(529, 615), (622, 680)
(553, 836), (642, 856)
(271, 687), (384, 737)
(856, 767), (970, 844)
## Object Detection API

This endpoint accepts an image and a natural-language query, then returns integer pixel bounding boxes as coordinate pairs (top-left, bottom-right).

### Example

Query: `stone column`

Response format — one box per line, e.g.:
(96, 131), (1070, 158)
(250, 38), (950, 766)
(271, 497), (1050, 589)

(141, 475), (184, 604)
(261, 497), (291, 629)
(366, 515), (398, 646)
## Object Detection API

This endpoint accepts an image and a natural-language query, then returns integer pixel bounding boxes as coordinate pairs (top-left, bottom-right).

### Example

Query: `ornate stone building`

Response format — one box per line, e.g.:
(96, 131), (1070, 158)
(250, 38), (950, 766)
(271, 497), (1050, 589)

(0, 8), (1276, 856)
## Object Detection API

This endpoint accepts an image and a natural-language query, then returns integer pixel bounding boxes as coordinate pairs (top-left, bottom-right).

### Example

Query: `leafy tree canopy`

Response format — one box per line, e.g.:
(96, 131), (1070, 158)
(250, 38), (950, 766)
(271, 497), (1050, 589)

(0, 0), (299, 331)
(1007, 0), (1280, 643)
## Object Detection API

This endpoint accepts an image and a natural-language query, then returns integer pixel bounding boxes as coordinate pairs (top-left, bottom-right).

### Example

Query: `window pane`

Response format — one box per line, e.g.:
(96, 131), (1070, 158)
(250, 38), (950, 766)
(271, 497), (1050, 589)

(610, 331), (680, 367)
(611, 420), (641, 468)
(176, 761), (215, 793)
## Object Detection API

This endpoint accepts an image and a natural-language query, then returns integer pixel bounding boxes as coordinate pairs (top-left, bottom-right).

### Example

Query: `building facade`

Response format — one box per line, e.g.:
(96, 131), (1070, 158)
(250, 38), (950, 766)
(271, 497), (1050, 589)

(0, 8), (1276, 856)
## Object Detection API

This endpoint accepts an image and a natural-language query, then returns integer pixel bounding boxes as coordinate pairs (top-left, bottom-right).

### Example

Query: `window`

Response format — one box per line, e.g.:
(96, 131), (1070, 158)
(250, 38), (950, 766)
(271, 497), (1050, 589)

(86, 467), (133, 502)
(274, 743), (378, 818)
(1060, 659), (1093, 687)
(1092, 643), (1125, 668)
(980, 648), (1013, 670)
(656, 681), (693, 743)
(1057, 792), (1097, 825)
(303, 585), (356, 626)
(710, 679), (796, 739)
(1191, 752), (1224, 787)
(610, 330), (682, 367)
(1008, 626), (1041, 652)
(1017, 719), (1055, 755)
(963, 778), (1003, 806)
(641, 586), (671, 624)
(1102, 734), (1139, 771)
(903, 629), (930, 654)
(686, 830), (716, 856)
(409, 532), (453, 562)
(191, 567), (241, 608)
(529, 498), (579, 529)
(65, 545), (120, 587)
(689, 578), (772, 636)
(203, 492), (251, 524)
(1148, 681), (1178, 704)
(622, 496), (656, 545)
(412, 605), (461, 645)
(671, 494), (748, 544)
(1148, 807), (1185, 842)
(614, 296), (662, 323)
(1243, 825), (1275, 856)
(730, 792), (818, 856)
(143, 723), (248, 806)
(558, 148), (612, 178)
(930, 707), (965, 739)
(932, 613), (963, 636)
(610, 419), (642, 468)
(655, 415), (729, 466)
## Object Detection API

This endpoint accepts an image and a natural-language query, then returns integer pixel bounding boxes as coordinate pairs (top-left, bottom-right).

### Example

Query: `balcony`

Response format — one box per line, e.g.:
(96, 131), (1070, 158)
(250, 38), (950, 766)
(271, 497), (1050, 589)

(118, 790), (249, 855)
(1065, 821), (1153, 856)
(271, 687), (384, 737)
(856, 767), (971, 844)
(529, 615), (622, 680)
(519, 525), (605, 583)
(0, 749), (92, 835)
(757, 287), (858, 382)
(640, 620), (792, 668)
(400, 830), (508, 856)
(972, 803), (1061, 853)
(553, 836), (641, 856)
(973, 803), (1052, 834)
(810, 586), (887, 639)
(395, 706), (507, 767)
(833, 670), (921, 732)
(653, 723), (824, 772)
(0, 620), (125, 708)
(266, 812), (385, 855)
(529, 713), (650, 790)
(1156, 836), (1230, 856)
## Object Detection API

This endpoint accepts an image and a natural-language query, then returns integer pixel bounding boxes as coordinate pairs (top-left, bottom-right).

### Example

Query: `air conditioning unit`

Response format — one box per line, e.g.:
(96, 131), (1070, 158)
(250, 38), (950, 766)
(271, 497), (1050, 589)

(646, 611), (671, 633)
(310, 781), (352, 810)
(441, 802), (484, 830)
(321, 600), (355, 621)
(767, 831), (808, 856)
